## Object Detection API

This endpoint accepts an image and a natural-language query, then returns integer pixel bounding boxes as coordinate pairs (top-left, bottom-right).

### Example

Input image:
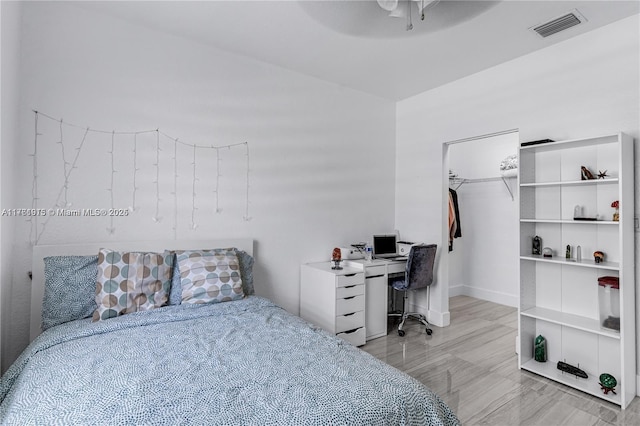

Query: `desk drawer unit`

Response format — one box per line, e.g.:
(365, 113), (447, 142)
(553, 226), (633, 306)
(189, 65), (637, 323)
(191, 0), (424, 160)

(336, 311), (365, 333)
(300, 262), (366, 346)
(336, 327), (366, 346)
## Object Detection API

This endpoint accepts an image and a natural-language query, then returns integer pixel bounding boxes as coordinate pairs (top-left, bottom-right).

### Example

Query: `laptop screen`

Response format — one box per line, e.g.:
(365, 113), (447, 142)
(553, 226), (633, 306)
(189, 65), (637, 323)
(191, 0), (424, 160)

(373, 234), (397, 256)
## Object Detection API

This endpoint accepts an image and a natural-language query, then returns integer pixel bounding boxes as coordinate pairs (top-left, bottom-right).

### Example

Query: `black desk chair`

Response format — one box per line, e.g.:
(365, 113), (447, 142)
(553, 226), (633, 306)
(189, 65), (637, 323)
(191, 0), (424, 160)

(388, 244), (437, 336)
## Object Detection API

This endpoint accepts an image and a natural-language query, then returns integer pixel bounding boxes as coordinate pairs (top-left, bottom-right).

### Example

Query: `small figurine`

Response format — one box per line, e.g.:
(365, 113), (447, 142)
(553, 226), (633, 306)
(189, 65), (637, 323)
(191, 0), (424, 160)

(566, 245), (571, 259)
(331, 247), (343, 270)
(534, 335), (547, 362)
(581, 166), (596, 180)
(611, 200), (619, 222)
(542, 247), (553, 258)
(599, 373), (617, 395)
(594, 251), (605, 264)
(598, 170), (608, 179)
(532, 236), (541, 255)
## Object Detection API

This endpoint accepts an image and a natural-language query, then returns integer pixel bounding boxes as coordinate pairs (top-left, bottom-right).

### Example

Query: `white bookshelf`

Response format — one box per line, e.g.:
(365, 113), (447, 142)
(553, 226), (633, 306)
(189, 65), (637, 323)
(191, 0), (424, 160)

(518, 133), (635, 408)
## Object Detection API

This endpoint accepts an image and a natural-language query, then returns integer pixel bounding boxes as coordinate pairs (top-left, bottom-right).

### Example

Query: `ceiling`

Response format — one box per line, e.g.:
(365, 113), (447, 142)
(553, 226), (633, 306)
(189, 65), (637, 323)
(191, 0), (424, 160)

(75, 1), (640, 101)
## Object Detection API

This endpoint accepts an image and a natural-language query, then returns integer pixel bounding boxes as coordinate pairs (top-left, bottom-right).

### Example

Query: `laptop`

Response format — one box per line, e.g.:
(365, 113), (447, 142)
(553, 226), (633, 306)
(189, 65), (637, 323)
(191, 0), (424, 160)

(373, 234), (403, 259)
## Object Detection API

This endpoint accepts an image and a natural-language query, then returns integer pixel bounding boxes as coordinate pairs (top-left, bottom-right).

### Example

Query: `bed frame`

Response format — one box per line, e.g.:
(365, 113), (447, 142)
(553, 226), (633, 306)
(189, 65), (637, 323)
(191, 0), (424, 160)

(30, 239), (254, 342)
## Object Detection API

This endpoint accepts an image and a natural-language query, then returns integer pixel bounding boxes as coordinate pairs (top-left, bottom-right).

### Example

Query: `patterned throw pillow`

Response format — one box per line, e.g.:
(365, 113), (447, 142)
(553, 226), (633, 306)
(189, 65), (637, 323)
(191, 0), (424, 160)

(93, 249), (173, 321)
(175, 249), (244, 304)
(168, 249), (254, 305)
(42, 255), (98, 331)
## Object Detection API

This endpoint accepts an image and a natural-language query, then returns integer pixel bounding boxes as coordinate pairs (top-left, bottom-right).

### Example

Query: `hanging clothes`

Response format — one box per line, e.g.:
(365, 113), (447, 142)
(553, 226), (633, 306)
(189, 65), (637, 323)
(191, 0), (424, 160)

(448, 188), (462, 251)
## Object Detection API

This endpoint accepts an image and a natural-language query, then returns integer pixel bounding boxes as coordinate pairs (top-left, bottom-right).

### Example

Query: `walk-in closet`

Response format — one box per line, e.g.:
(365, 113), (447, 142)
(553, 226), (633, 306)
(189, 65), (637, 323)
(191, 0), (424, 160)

(446, 131), (520, 307)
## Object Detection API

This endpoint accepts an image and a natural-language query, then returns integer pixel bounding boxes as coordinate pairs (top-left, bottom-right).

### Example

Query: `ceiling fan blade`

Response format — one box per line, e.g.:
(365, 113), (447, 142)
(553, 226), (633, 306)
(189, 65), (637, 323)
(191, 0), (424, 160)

(377, 0), (399, 12)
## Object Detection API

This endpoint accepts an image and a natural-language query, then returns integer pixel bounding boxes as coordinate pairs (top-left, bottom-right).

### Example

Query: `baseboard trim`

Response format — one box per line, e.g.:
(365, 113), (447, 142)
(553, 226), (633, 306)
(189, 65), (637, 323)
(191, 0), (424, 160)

(408, 302), (450, 327)
(450, 284), (518, 308)
(449, 284), (464, 297)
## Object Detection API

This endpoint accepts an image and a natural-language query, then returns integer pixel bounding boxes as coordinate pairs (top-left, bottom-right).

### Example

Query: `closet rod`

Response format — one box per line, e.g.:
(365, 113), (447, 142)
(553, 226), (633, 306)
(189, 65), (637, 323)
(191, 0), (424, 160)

(449, 176), (515, 201)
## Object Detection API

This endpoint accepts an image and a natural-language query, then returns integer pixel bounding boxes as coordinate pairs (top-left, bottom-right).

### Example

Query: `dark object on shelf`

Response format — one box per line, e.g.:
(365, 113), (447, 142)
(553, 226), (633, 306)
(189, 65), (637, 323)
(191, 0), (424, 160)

(542, 247), (553, 258)
(557, 361), (588, 379)
(565, 245), (571, 259)
(532, 236), (541, 255)
(574, 217), (598, 221)
(598, 170), (608, 179)
(594, 251), (605, 263)
(602, 316), (620, 331)
(599, 373), (617, 395)
(598, 276), (619, 287)
(521, 138), (554, 147)
(598, 276), (620, 331)
(581, 166), (596, 180)
(534, 335), (547, 362)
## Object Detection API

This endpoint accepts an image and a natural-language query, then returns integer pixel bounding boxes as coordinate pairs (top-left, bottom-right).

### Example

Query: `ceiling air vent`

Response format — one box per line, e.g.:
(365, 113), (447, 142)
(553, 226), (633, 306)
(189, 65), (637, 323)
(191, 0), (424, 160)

(531, 9), (587, 38)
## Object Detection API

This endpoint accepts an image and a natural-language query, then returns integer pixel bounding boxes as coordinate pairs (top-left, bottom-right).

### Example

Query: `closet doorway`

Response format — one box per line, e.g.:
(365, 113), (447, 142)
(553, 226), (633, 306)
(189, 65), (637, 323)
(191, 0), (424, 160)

(443, 130), (520, 308)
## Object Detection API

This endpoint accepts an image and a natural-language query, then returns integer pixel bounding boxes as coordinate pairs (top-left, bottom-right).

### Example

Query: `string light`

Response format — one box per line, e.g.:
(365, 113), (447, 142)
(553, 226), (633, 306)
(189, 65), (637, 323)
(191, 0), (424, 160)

(57, 118), (72, 208)
(243, 142), (251, 221)
(130, 133), (138, 213)
(152, 130), (162, 223)
(214, 147), (221, 214)
(191, 144), (198, 230)
(30, 112), (253, 243)
(28, 111), (40, 245)
(106, 131), (116, 235)
(172, 139), (179, 239)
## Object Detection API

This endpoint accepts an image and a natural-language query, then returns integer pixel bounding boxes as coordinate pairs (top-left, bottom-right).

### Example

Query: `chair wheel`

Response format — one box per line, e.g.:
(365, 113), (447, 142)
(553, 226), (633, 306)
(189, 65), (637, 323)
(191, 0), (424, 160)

(426, 328), (432, 335)
(398, 329), (405, 337)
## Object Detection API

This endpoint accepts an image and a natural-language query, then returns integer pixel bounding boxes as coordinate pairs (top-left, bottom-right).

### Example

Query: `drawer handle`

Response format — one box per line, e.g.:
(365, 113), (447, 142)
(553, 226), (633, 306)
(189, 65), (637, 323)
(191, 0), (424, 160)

(367, 274), (385, 279)
(343, 296), (356, 300)
(342, 328), (360, 334)
(344, 285), (356, 289)
(343, 312), (355, 317)
(344, 273), (357, 277)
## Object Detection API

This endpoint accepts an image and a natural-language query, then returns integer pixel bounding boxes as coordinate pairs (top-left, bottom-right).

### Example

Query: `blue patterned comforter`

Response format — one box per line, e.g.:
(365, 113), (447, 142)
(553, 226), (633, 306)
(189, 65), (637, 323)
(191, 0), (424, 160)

(1, 296), (459, 425)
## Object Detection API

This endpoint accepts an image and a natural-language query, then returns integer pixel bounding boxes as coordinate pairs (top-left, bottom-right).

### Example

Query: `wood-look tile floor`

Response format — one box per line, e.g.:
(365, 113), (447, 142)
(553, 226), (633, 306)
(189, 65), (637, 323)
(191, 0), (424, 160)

(361, 295), (640, 425)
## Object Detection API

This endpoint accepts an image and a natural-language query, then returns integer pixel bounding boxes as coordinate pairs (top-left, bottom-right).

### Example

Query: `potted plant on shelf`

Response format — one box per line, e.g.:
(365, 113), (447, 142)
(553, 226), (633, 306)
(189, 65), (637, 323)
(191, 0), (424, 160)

(611, 200), (619, 222)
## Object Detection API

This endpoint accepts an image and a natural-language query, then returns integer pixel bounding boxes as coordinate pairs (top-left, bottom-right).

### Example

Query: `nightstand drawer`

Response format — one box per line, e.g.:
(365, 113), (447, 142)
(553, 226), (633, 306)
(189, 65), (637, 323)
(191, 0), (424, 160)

(336, 273), (364, 288)
(336, 327), (366, 346)
(336, 311), (365, 333)
(336, 295), (365, 316)
(336, 284), (364, 299)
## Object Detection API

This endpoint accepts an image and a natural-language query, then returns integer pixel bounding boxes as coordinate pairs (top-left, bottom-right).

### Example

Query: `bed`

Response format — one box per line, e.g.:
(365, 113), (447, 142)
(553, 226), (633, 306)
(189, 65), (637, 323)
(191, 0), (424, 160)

(0, 239), (459, 425)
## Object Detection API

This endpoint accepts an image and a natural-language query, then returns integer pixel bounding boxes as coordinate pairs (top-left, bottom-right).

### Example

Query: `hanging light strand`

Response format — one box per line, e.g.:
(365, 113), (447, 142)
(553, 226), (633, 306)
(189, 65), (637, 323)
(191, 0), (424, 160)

(243, 142), (251, 221)
(106, 131), (116, 234)
(214, 147), (221, 213)
(152, 130), (162, 223)
(173, 139), (179, 239)
(130, 133), (138, 213)
(56, 118), (72, 208)
(191, 144), (198, 230)
(29, 111), (40, 245)
(35, 120), (91, 244)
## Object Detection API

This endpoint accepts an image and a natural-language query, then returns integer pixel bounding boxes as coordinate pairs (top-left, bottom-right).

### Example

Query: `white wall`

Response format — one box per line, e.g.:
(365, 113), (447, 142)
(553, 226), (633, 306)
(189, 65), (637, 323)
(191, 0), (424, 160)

(448, 132), (519, 307)
(1, 2), (396, 367)
(396, 13), (639, 377)
(0, 1), (22, 373)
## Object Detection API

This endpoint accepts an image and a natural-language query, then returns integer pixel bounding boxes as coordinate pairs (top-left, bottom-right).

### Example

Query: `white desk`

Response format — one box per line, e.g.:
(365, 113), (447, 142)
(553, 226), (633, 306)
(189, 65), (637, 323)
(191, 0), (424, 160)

(344, 258), (407, 340)
(300, 257), (407, 345)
